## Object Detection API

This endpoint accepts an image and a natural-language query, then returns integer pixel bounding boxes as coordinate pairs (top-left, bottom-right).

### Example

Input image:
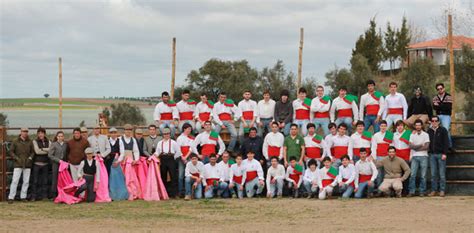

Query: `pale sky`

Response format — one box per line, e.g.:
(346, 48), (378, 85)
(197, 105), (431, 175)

(1, 0), (471, 98)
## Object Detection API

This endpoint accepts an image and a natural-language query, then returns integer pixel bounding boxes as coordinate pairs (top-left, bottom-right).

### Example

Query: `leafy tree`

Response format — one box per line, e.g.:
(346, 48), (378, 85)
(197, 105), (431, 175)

(108, 103), (146, 126)
(350, 54), (374, 97)
(0, 113), (8, 126)
(324, 66), (352, 98)
(79, 120), (85, 127)
(384, 22), (398, 73)
(399, 58), (440, 100)
(396, 16), (411, 67)
(352, 18), (384, 72)
(257, 60), (297, 100)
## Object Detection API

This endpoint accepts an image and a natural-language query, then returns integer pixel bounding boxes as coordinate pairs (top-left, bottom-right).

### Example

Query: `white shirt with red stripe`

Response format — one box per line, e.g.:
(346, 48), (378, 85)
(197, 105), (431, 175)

(177, 100), (196, 121)
(203, 163), (225, 186)
(292, 98), (310, 121)
(318, 167), (338, 188)
(176, 134), (198, 157)
(213, 101), (241, 126)
(327, 134), (353, 160)
(323, 134), (336, 159)
(192, 131), (226, 156)
(238, 99), (259, 123)
(304, 133), (326, 160)
(310, 96), (331, 120)
(285, 165), (303, 187)
(383, 92), (408, 120)
(330, 96), (359, 122)
(371, 131), (392, 160)
(155, 138), (182, 159)
(194, 101), (214, 122)
(153, 102), (179, 121)
(185, 161), (204, 178)
(350, 132), (372, 157)
(359, 92), (385, 119)
(241, 158), (264, 184)
(354, 159), (378, 189)
(262, 132), (285, 160)
(217, 161), (231, 182)
(229, 163), (246, 185)
(337, 163), (356, 185)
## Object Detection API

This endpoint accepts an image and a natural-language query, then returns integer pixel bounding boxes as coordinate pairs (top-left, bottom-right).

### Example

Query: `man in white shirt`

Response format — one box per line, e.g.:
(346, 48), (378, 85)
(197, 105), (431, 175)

(203, 154), (228, 199)
(351, 121), (372, 163)
(383, 82), (408, 129)
(266, 157), (285, 198)
(330, 86), (359, 134)
(318, 157), (338, 200)
(292, 87), (311, 135)
(304, 123), (326, 166)
(88, 125), (111, 160)
(213, 92), (240, 152)
(242, 151), (265, 198)
(303, 159), (319, 198)
(359, 80), (385, 132)
(154, 127), (181, 198)
(184, 153), (204, 200)
(192, 121), (226, 164)
(354, 148), (378, 198)
(176, 123), (198, 197)
(257, 90), (276, 137)
(327, 123), (353, 167)
(176, 90), (196, 133)
(408, 119), (430, 197)
(311, 85), (331, 136)
(217, 151), (231, 198)
(238, 90), (259, 145)
(153, 91), (179, 139)
(194, 93), (215, 133)
(371, 120), (391, 188)
(229, 154), (246, 199)
(393, 120), (411, 162)
(263, 122), (285, 167)
(337, 155), (356, 198)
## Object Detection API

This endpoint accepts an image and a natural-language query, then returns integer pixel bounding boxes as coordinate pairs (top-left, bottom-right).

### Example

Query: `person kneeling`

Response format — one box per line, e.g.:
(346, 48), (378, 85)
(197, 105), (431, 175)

(184, 153), (204, 200)
(75, 148), (100, 202)
(242, 151), (265, 198)
(376, 146), (411, 197)
(203, 154), (228, 199)
(286, 156), (303, 198)
(303, 159), (319, 198)
(354, 148), (378, 198)
(229, 154), (245, 199)
(318, 157), (338, 200)
(266, 157), (285, 198)
(337, 155), (356, 198)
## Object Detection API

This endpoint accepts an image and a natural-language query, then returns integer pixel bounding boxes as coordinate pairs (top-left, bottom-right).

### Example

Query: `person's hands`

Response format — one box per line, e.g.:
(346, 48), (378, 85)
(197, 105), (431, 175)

(271, 178), (276, 184)
(258, 122), (263, 127)
(375, 116), (381, 123)
(94, 182), (99, 192)
(113, 162), (119, 167)
(368, 180), (373, 186)
(284, 161), (288, 167)
(259, 180), (265, 186)
(221, 124), (227, 129)
(442, 154), (447, 161)
(239, 185), (244, 191)
(243, 122), (248, 128)
(229, 183), (234, 189)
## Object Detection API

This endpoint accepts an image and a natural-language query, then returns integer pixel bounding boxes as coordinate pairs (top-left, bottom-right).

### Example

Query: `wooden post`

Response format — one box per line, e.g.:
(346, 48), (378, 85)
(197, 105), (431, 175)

(448, 14), (456, 135)
(170, 37), (176, 99)
(297, 28), (304, 93)
(58, 57), (63, 129)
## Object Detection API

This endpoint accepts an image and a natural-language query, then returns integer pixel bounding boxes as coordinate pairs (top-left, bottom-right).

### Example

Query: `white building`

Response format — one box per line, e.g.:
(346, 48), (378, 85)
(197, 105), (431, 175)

(407, 36), (474, 66)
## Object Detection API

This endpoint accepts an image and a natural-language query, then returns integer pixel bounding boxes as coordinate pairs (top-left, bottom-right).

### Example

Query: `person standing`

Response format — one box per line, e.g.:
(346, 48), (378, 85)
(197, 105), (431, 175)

(371, 120), (392, 188)
(80, 127), (89, 139)
(194, 93), (215, 133)
(310, 85), (331, 136)
(31, 127), (51, 201)
(154, 127), (181, 198)
(376, 146), (411, 197)
(143, 125), (160, 158)
(393, 120), (412, 162)
(177, 89), (197, 132)
(66, 128), (90, 182)
(304, 123), (326, 166)
(405, 87), (433, 129)
(257, 90), (276, 137)
(176, 123), (198, 197)
(408, 119), (430, 197)
(427, 116), (449, 197)
(432, 83), (453, 148)
(87, 125), (111, 167)
(48, 131), (67, 199)
(292, 87), (311, 135)
(327, 123), (353, 167)
(107, 127), (120, 176)
(213, 92), (240, 152)
(263, 122), (285, 167)
(383, 82), (408, 129)
(153, 91), (179, 139)
(359, 80), (385, 132)
(8, 128), (34, 204)
(283, 124), (305, 167)
(238, 90), (259, 145)
(351, 121), (372, 163)
(274, 89), (293, 136)
(330, 87), (359, 134)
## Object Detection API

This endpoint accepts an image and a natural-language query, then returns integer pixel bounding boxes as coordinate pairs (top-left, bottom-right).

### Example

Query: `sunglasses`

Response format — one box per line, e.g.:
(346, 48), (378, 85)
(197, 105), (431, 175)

(437, 88), (443, 91)
(432, 120), (439, 122)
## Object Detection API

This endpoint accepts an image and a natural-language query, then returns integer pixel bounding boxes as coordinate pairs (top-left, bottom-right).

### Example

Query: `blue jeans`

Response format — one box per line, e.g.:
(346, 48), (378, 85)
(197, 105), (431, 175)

(245, 178), (264, 198)
(335, 117), (353, 134)
(258, 118), (273, 137)
(303, 180), (318, 194)
(239, 120), (257, 145)
(339, 184), (354, 198)
(159, 121), (176, 139)
(364, 115), (380, 132)
(409, 156), (428, 194)
(294, 119), (309, 136)
(204, 182), (229, 199)
(185, 176), (202, 199)
(177, 158), (187, 196)
(438, 115), (452, 148)
(430, 153), (446, 192)
(313, 118), (330, 136)
(354, 181), (374, 198)
(267, 178), (284, 197)
(215, 121), (237, 152)
(229, 182), (244, 198)
(281, 122), (291, 136)
(375, 157), (385, 190)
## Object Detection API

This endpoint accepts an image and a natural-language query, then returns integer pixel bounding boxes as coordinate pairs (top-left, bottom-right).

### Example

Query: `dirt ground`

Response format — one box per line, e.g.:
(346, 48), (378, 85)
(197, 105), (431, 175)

(1, 196), (473, 232)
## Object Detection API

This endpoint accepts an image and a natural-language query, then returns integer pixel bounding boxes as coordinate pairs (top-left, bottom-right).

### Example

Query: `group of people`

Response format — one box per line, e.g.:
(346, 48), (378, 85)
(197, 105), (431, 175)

(7, 80), (452, 204)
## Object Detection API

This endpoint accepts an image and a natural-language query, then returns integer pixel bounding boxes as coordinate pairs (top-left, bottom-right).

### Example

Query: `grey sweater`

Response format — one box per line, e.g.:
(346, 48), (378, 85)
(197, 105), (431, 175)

(48, 141), (68, 163)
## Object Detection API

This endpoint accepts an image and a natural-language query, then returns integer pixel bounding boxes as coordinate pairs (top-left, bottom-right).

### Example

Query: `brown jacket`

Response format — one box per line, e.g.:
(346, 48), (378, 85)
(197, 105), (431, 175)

(10, 136), (35, 168)
(66, 137), (90, 165)
(377, 156), (411, 181)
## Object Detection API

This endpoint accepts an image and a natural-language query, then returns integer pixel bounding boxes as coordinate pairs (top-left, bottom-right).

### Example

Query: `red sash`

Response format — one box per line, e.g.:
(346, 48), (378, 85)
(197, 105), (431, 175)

(179, 112), (194, 120)
(242, 111), (254, 120)
(396, 148), (410, 161)
(201, 144), (216, 156)
(181, 146), (190, 157)
(199, 112), (211, 121)
(376, 143), (389, 157)
(233, 175), (243, 184)
(388, 108), (403, 115)
(206, 178), (219, 186)
(246, 171), (258, 182)
(322, 179), (334, 188)
(358, 174), (372, 184)
(342, 178), (355, 187)
(333, 146), (348, 159)
(295, 109), (310, 120)
(268, 146), (281, 158)
(314, 111), (330, 118)
(219, 113), (232, 121)
(366, 104), (380, 115)
(289, 173), (301, 184)
(353, 148), (371, 157)
(305, 147), (321, 159)
(337, 109), (352, 118)
(191, 172), (200, 178)
(161, 112), (173, 120)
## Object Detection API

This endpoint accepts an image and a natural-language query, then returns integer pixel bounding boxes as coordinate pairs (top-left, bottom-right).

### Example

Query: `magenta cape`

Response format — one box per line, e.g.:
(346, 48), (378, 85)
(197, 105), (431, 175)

(54, 161), (85, 205)
(134, 156), (149, 199)
(94, 155), (111, 203)
(122, 157), (142, 200)
(143, 156), (169, 201)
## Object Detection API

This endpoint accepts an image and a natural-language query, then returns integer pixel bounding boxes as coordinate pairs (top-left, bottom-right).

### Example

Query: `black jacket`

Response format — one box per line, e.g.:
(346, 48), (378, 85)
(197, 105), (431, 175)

(240, 136), (264, 161)
(427, 126), (449, 154)
(408, 95), (433, 119)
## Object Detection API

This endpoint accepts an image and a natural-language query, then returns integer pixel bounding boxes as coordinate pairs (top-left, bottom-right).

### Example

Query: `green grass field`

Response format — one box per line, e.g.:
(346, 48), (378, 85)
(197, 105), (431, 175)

(1, 98), (153, 110)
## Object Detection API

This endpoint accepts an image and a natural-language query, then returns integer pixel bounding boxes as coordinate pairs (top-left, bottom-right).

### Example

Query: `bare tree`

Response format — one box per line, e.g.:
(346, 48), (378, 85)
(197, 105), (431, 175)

(409, 20), (428, 44)
(431, 3), (473, 38)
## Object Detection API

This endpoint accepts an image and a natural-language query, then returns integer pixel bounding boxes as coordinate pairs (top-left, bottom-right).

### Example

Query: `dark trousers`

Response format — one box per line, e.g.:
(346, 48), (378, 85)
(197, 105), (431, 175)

(75, 175), (96, 202)
(104, 156), (114, 177)
(50, 162), (59, 197)
(159, 154), (178, 197)
(31, 164), (49, 199)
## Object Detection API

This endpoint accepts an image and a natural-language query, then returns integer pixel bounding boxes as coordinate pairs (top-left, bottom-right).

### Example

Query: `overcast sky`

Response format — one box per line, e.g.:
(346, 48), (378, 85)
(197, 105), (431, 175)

(1, 0), (471, 98)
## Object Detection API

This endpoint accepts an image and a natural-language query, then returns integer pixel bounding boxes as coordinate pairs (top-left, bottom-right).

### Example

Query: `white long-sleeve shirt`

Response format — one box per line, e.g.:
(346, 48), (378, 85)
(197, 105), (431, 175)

(203, 163), (224, 186)
(330, 96), (359, 122)
(185, 161), (205, 178)
(194, 101), (214, 122)
(262, 132), (285, 160)
(318, 167), (338, 188)
(354, 159), (378, 188)
(351, 132), (372, 149)
(154, 139), (182, 159)
(323, 133), (336, 159)
(337, 163), (356, 185)
(383, 92), (408, 119)
(192, 131), (226, 156)
(118, 136), (139, 162)
(238, 99), (259, 123)
(217, 160), (231, 182)
(213, 101), (241, 126)
(242, 158), (264, 183)
(310, 96), (331, 120)
(293, 98), (310, 120)
(359, 92), (385, 119)
(327, 134), (353, 160)
(78, 159), (101, 182)
(88, 135), (111, 158)
(286, 165), (303, 187)
(266, 164), (285, 190)
(393, 130), (411, 150)
(153, 102), (179, 121)
(176, 134), (198, 157)
(257, 99), (276, 119)
(229, 163), (246, 184)
(304, 133), (326, 159)
(177, 100), (196, 121)
(303, 168), (319, 184)
(371, 131), (391, 159)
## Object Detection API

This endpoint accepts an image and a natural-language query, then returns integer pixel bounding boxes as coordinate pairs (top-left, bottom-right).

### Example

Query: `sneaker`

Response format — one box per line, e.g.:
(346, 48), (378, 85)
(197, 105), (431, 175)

(184, 195), (191, 201)
(368, 193), (374, 199)
(8, 199), (13, 204)
(439, 191), (445, 197)
(396, 193), (402, 198)
(307, 193), (312, 199)
(277, 194), (283, 199)
(428, 191), (438, 197)
(406, 193), (414, 198)
(21, 199), (28, 202)
(419, 193), (425, 197)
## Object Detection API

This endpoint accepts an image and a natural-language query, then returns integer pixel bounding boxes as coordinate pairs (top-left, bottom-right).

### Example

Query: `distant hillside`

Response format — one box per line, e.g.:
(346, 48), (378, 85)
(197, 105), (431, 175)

(0, 98), (155, 110)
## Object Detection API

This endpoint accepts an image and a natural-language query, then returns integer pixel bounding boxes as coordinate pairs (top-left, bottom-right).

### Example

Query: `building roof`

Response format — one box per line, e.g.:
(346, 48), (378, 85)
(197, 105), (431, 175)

(408, 36), (474, 50)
